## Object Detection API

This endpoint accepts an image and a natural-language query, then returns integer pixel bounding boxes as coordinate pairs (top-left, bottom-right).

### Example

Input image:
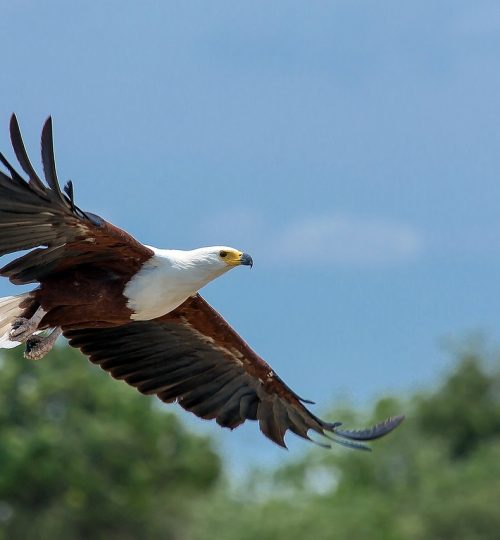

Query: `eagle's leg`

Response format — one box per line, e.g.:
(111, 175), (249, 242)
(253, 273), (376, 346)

(9, 306), (47, 342)
(24, 327), (62, 361)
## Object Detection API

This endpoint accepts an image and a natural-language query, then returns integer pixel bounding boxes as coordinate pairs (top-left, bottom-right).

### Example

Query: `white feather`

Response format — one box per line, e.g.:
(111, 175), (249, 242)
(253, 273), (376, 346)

(0, 293), (29, 349)
(124, 246), (233, 320)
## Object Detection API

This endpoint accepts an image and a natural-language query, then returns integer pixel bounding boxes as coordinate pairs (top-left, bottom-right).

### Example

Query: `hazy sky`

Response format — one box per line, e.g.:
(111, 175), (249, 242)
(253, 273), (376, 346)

(2, 1), (500, 472)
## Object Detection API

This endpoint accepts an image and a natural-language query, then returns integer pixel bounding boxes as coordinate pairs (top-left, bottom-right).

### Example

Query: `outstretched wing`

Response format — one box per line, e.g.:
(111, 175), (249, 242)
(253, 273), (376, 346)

(0, 114), (153, 284)
(65, 294), (404, 449)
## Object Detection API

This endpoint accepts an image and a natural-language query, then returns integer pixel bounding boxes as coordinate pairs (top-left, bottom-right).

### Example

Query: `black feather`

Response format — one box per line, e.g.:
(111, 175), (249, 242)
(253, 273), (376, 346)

(9, 114), (46, 195)
(40, 117), (66, 205)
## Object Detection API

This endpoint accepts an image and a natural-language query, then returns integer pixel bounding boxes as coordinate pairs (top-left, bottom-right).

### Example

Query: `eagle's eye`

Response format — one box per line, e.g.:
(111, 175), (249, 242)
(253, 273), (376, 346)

(219, 250), (228, 258)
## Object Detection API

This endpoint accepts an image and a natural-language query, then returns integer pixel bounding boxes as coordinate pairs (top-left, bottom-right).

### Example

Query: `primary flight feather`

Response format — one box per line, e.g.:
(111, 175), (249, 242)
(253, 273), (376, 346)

(0, 115), (403, 449)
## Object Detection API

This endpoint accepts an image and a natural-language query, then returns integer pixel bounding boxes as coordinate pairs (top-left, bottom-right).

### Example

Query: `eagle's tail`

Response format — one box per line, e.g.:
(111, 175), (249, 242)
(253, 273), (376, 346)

(0, 293), (31, 349)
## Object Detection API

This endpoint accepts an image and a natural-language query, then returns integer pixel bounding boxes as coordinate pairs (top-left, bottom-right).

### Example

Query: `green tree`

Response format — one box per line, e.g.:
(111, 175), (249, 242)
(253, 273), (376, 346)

(0, 345), (221, 540)
(190, 345), (500, 540)
(415, 348), (500, 459)
(3, 340), (500, 540)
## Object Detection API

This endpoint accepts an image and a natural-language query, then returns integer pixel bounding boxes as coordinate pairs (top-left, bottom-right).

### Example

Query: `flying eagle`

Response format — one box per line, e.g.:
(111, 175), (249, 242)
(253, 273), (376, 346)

(0, 115), (403, 449)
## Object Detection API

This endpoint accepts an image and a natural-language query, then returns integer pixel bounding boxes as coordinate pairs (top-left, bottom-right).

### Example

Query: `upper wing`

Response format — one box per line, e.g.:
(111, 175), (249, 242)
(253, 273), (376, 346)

(65, 294), (404, 449)
(0, 114), (153, 284)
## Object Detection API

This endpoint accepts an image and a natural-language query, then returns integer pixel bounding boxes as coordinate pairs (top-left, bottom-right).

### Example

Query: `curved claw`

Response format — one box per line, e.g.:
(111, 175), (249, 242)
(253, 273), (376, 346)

(333, 415), (405, 442)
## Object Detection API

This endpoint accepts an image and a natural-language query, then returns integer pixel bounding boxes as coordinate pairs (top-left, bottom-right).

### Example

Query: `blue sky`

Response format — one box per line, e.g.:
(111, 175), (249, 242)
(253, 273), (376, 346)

(2, 1), (500, 472)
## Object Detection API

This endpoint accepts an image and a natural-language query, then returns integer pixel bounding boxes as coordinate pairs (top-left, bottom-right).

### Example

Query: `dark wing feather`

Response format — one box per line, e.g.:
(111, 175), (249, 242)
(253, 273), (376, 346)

(9, 114), (46, 194)
(65, 294), (404, 449)
(0, 114), (153, 283)
(40, 117), (65, 201)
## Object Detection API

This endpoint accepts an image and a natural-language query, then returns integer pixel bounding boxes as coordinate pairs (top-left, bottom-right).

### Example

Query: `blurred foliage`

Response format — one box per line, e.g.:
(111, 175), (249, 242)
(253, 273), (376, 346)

(1, 340), (500, 539)
(190, 344), (500, 540)
(0, 345), (221, 540)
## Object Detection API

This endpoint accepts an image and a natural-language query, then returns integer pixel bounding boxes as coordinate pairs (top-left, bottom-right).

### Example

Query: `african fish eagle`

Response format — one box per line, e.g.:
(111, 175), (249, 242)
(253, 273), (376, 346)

(0, 115), (403, 449)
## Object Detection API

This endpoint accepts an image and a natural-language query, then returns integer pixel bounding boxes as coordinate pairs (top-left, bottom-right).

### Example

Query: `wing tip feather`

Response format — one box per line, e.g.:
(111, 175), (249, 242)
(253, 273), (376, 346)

(330, 414), (405, 443)
(281, 411), (404, 451)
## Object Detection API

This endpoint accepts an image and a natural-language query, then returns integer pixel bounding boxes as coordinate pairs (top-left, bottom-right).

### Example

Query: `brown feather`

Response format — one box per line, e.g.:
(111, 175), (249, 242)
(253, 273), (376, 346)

(0, 114), (153, 291)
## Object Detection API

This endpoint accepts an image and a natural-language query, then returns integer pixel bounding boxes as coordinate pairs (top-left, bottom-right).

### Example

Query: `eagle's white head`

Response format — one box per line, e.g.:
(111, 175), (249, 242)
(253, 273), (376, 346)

(125, 246), (253, 320)
(171, 246), (252, 270)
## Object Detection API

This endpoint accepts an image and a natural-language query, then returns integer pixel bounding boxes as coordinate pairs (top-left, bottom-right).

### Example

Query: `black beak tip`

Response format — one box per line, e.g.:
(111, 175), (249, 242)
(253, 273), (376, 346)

(241, 253), (253, 268)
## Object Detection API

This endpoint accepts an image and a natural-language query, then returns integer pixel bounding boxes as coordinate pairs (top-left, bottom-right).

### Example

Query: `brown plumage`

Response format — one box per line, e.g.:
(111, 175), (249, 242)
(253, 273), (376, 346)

(0, 115), (404, 449)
